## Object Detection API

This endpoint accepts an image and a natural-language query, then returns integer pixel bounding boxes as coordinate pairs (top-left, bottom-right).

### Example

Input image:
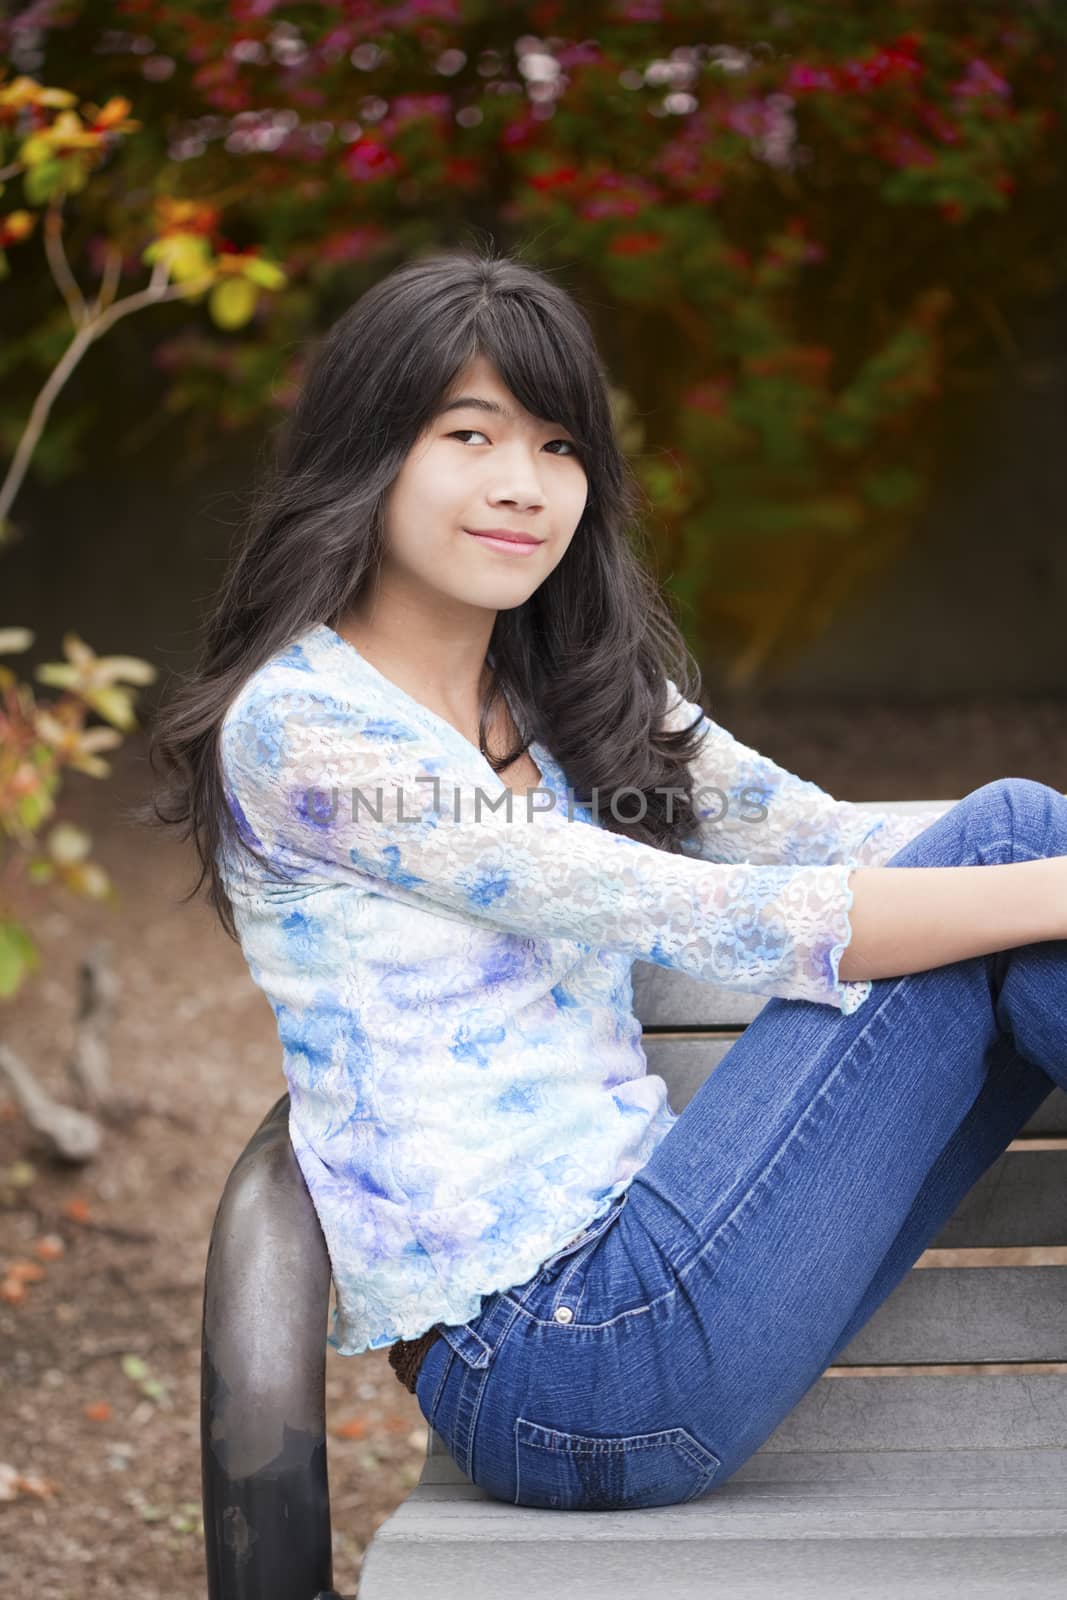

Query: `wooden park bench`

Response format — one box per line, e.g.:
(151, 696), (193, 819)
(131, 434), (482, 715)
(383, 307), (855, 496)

(200, 800), (1067, 1599)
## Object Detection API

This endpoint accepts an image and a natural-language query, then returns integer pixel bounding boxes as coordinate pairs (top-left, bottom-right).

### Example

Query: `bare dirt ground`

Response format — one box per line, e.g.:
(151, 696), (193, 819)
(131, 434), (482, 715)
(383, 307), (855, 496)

(3, 692), (1066, 1598)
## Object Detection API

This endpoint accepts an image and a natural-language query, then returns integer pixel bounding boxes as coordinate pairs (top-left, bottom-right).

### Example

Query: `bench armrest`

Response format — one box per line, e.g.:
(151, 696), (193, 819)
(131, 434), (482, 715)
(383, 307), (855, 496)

(200, 1092), (336, 1600)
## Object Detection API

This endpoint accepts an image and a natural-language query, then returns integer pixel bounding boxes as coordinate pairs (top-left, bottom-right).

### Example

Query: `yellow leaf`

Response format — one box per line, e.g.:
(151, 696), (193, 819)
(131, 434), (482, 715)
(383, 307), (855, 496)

(46, 821), (90, 865)
(209, 275), (257, 330)
(63, 861), (112, 900)
(91, 654), (157, 687)
(83, 685), (137, 730)
(34, 663), (80, 690)
(143, 231), (212, 283)
(239, 255), (287, 291)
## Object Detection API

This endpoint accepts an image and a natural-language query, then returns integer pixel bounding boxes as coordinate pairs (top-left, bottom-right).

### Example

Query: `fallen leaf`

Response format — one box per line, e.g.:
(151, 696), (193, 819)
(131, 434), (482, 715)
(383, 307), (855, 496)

(6, 1259), (46, 1283)
(85, 1400), (112, 1423)
(0, 1463), (59, 1501)
(17, 1471), (59, 1499)
(331, 1418), (368, 1440)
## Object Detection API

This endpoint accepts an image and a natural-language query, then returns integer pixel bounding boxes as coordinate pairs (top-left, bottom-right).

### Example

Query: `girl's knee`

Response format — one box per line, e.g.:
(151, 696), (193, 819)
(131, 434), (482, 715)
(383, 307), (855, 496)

(960, 776), (1061, 860)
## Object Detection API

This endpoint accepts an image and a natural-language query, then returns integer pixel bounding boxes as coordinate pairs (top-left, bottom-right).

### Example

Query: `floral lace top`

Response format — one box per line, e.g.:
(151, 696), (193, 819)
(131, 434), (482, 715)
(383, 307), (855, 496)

(217, 621), (950, 1354)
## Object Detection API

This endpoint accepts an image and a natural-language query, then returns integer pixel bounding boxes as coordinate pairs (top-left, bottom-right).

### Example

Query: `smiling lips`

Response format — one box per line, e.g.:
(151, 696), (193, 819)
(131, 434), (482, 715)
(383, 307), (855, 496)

(466, 528), (543, 554)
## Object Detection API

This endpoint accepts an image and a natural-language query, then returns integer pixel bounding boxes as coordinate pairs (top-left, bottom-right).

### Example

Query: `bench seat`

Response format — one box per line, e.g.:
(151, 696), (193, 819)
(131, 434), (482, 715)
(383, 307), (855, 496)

(364, 1431), (1067, 1599)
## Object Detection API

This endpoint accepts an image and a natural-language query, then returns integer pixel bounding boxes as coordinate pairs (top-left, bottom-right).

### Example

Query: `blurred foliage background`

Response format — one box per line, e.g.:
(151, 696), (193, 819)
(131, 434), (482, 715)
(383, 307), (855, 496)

(2, 0), (1066, 996)
(2, 0), (1064, 689)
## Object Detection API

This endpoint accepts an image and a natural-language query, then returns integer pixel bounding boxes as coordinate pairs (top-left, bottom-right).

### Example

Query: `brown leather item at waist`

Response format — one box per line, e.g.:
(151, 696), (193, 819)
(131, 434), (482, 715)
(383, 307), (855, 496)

(386, 1217), (592, 1394)
(388, 1324), (443, 1395)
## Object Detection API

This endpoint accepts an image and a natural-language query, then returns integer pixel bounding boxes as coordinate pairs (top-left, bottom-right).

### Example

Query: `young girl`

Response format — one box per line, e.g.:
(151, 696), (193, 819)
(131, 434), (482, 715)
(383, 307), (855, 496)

(147, 247), (1067, 1511)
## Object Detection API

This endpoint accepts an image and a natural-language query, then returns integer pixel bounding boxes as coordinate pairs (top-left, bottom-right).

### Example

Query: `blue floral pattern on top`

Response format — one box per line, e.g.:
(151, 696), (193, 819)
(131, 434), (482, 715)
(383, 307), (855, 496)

(217, 622), (950, 1354)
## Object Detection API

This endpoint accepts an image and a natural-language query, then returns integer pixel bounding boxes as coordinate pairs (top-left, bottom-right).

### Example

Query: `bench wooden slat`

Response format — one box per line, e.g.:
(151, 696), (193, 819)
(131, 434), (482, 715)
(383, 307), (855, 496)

(757, 1370), (1067, 1452)
(416, 1263), (1066, 1374)
(360, 1435), (1067, 1598)
(644, 1034), (1067, 1136)
(830, 1265), (1066, 1364)
(632, 965), (786, 1029)
(418, 1366), (1067, 1487)
(925, 1150), (1067, 1247)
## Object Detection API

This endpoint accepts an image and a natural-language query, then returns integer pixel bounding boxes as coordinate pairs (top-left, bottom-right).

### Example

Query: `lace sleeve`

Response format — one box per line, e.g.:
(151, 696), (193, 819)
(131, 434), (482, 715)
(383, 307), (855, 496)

(663, 678), (953, 871)
(221, 681), (873, 1015)
(846, 804), (955, 865)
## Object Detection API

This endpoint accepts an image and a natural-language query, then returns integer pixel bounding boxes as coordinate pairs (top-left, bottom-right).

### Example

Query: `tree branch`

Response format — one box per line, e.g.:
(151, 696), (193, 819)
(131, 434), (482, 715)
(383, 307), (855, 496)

(0, 265), (216, 531)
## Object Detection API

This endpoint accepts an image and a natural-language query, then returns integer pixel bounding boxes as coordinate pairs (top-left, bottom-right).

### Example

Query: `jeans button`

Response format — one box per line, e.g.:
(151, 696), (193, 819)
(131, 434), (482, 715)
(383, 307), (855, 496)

(554, 1305), (573, 1323)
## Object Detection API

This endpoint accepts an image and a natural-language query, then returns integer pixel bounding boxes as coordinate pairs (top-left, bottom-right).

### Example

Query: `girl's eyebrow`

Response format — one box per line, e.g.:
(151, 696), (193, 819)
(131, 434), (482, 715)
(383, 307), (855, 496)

(436, 395), (569, 430)
(436, 396), (519, 421)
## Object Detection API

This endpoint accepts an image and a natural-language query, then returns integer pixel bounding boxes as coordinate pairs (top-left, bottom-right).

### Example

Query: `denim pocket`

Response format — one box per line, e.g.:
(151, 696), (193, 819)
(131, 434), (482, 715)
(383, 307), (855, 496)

(513, 1416), (721, 1510)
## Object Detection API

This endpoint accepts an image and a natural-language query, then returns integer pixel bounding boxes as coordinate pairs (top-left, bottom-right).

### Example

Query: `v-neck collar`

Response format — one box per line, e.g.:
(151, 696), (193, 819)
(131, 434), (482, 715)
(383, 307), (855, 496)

(305, 621), (557, 799)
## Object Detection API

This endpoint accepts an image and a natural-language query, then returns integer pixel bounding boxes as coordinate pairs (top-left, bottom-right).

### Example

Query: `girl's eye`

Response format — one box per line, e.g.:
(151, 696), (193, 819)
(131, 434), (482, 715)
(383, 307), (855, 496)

(449, 428), (579, 457)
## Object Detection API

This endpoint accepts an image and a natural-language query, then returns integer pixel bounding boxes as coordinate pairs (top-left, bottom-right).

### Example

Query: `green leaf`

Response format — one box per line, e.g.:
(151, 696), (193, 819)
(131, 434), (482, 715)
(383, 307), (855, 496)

(240, 256), (287, 290)
(0, 921), (39, 999)
(23, 159), (64, 206)
(859, 466), (922, 511)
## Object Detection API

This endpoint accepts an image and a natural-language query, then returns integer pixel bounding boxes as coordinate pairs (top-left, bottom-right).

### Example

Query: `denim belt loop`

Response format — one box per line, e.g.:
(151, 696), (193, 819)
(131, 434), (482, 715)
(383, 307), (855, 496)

(436, 1289), (527, 1482)
(435, 1287), (524, 1370)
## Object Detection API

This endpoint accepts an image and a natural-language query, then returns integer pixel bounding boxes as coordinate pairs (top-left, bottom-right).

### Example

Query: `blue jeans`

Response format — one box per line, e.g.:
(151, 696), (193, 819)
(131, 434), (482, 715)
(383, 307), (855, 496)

(414, 777), (1066, 1509)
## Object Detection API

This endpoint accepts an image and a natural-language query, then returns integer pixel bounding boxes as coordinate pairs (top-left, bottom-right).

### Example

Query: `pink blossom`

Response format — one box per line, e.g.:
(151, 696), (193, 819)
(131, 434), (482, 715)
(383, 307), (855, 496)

(501, 114), (538, 146)
(231, 0), (288, 15)
(880, 129), (936, 168)
(952, 59), (1012, 100)
(321, 226), (387, 263)
(724, 98), (765, 138)
(919, 103), (961, 144)
(342, 140), (400, 181)
(784, 64), (836, 93)
(556, 42), (602, 69)
(616, 0), (664, 19)
(385, 0), (462, 21)
(685, 378), (732, 415)
(579, 197), (640, 219)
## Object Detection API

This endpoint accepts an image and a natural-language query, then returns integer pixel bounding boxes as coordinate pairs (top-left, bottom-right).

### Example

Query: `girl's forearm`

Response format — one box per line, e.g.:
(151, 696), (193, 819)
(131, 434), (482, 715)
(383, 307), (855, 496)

(838, 858), (1067, 984)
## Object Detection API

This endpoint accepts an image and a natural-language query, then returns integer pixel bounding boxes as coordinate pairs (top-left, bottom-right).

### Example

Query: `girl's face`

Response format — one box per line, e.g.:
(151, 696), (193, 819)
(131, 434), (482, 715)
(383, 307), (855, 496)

(379, 355), (589, 618)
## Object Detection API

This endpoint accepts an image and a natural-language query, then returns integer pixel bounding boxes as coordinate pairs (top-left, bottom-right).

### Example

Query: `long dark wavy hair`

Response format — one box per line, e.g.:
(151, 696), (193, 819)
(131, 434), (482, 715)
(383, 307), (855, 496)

(134, 245), (712, 942)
